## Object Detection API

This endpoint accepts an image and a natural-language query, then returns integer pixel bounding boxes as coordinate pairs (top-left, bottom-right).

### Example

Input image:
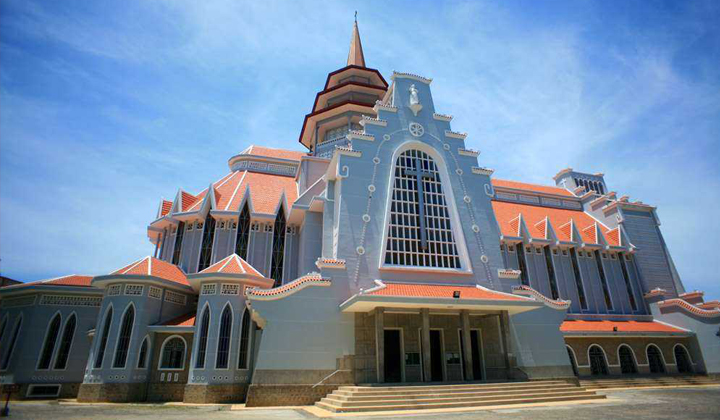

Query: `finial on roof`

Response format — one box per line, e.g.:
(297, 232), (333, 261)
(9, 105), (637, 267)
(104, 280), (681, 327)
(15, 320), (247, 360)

(347, 14), (366, 67)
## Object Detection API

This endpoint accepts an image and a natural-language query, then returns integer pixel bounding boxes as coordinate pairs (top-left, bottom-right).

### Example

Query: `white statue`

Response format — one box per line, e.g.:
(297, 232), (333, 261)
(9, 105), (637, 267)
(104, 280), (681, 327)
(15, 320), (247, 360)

(408, 84), (422, 116)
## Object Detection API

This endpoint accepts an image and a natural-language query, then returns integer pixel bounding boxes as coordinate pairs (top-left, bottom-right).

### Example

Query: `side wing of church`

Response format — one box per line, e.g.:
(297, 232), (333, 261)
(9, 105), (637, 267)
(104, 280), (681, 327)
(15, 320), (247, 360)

(1, 22), (718, 405)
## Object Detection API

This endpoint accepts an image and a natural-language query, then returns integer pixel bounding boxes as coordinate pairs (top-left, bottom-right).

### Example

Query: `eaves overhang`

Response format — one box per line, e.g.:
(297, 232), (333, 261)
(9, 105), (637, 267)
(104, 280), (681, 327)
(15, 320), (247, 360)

(339, 294), (543, 315)
(92, 275), (194, 293)
(0, 284), (102, 297)
(186, 273), (273, 293)
(562, 331), (693, 338)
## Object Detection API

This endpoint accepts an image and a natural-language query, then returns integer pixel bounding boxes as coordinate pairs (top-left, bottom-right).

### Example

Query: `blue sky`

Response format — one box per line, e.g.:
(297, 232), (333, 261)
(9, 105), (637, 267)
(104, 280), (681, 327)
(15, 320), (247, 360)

(1, 0), (719, 297)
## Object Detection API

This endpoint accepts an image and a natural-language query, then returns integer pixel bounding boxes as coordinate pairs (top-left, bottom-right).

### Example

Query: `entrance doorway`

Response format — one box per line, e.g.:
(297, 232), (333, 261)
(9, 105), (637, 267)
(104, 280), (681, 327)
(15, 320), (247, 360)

(674, 345), (693, 373)
(429, 330), (444, 381)
(588, 345), (609, 376)
(459, 329), (484, 381)
(383, 329), (403, 383)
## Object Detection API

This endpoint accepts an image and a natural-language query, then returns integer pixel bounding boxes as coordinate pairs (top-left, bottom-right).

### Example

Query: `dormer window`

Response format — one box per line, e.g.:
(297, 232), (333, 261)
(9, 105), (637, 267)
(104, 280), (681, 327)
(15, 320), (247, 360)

(382, 149), (464, 270)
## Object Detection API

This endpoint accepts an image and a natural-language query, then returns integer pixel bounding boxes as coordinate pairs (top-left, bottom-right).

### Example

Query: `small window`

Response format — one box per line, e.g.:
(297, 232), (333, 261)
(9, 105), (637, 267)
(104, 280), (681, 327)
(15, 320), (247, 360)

(508, 245), (515, 252)
(601, 252), (608, 259)
(160, 337), (186, 370)
(148, 286), (163, 299)
(221, 284), (240, 295)
(562, 249), (568, 256)
(525, 246), (531, 253)
(610, 253), (617, 260)
(264, 224), (273, 233)
(187, 223), (194, 231)
(107, 284), (122, 296)
(535, 247), (543, 255)
(26, 385), (61, 398)
(124, 284), (144, 296)
(201, 284), (217, 295)
(164, 291), (187, 305)
(625, 254), (632, 261)
(197, 222), (204, 230)
(552, 249), (558, 255)
(251, 223), (260, 232)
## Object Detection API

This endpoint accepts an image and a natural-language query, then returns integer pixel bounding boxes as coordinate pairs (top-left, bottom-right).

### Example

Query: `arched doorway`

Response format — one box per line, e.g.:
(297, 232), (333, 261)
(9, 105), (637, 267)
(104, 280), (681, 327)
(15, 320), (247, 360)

(674, 345), (693, 373)
(647, 345), (666, 374)
(618, 345), (638, 374)
(566, 346), (579, 376)
(588, 345), (609, 376)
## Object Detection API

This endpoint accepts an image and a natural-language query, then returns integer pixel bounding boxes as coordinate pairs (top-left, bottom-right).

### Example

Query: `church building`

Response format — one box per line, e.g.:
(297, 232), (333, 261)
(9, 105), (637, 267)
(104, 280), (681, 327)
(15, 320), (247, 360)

(1, 22), (718, 407)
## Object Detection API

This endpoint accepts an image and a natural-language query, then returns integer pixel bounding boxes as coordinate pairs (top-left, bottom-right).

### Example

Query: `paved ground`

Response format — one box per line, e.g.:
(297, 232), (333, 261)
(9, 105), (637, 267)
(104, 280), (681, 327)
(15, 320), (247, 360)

(5, 386), (720, 419)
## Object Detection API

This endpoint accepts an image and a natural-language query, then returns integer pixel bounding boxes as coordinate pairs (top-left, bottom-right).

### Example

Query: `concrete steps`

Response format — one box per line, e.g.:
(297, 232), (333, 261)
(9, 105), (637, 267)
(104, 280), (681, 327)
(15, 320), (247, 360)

(581, 375), (720, 390)
(315, 380), (605, 413)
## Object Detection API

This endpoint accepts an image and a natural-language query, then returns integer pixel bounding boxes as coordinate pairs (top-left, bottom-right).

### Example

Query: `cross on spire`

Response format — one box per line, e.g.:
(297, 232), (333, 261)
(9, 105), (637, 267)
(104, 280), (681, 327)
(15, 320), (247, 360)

(347, 14), (366, 67)
(405, 157), (434, 250)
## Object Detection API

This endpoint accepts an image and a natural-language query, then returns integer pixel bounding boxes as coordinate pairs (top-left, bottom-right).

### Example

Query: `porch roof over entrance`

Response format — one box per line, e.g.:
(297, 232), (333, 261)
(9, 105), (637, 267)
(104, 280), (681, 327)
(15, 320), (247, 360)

(340, 281), (544, 314)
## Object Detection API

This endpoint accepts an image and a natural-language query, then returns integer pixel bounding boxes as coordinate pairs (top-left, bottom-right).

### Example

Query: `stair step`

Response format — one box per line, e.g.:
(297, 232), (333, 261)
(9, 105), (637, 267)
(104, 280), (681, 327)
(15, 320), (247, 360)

(316, 393), (606, 413)
(339, 380), (572, 392)
(330, 385), (582, 400)
(321, 390), (599, 407)
(333, 383), (578, 396)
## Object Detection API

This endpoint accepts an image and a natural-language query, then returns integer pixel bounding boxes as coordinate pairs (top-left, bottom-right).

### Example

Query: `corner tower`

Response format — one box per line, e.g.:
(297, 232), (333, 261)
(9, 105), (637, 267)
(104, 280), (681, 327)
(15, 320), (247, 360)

(298, 21), (389, 157)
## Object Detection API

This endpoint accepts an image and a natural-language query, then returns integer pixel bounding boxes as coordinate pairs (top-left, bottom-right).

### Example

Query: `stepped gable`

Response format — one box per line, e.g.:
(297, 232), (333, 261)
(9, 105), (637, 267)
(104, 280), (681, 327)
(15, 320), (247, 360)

(560, 319), (687, 334)
(111, 256), (189, 286)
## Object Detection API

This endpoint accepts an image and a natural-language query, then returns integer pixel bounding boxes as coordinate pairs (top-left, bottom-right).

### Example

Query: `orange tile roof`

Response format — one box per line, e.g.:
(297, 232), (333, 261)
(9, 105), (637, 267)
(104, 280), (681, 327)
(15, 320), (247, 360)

(492, 179), (574, 197)
(111, 256), (189, 286)
(492, 200), (607, 242)
(3, 274), (96, 290)
(181, 191), (200, 212)
(162, 312), (196, 327)
(225, 170), (298, 214)
(160, 200), (173, 217)
(199, 254), (265, 277)
(243, 145), (307, 161)
(605, 227), (621, 247)
(560, 320), (686, 334)
(366, 282), (525, 301)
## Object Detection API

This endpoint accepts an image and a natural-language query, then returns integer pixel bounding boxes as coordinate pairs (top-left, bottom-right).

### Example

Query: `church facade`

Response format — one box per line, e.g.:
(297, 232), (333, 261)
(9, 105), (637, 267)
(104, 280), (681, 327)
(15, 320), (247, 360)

(1, 23), (718, 405)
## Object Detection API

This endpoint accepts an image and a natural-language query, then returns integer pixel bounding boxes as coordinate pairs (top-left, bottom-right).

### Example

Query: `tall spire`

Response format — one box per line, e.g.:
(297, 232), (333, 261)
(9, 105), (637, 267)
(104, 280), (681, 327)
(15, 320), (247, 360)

(347, 12), (366, 67)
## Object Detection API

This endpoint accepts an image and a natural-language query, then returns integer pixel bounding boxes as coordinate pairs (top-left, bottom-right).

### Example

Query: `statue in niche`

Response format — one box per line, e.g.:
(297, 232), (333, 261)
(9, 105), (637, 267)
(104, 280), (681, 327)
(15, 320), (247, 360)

(408, 84), (422, 116)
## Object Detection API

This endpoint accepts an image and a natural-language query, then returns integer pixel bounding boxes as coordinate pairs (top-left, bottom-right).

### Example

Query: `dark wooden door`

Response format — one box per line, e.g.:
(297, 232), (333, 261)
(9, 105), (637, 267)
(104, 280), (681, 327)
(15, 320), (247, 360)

(384, 329), (402, 383)
(429, 330), (443, 381)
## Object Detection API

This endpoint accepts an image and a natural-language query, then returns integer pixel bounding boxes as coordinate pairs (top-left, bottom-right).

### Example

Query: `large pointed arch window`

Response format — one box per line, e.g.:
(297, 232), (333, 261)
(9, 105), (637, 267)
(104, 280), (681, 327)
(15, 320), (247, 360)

(1, 316), (22, 370)
(215, 305), (233, 369)
(94, 307), (113, 368)
(38, 313), (62, 370)
(195, 306), (210, 369)
(235, 203), (251, 259)
(238, 308), (251, 369)
(54, 314), (77, 370)
(198, 214), (217, 272)
(270, 207), (287, 287)
(113, 304), (135, 368)
(384, 149), (460, 268)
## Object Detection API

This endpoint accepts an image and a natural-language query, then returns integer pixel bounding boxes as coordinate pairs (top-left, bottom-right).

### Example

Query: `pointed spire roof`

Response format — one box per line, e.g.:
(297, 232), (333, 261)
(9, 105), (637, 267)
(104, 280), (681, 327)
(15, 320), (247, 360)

(347, 19), (366, 67)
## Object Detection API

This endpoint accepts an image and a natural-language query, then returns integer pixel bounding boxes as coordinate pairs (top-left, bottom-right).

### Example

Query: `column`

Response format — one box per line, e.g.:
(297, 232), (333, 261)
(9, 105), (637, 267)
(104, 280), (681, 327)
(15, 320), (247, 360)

(421, 308), (432, 382)
(375, 307), (385, 383)
(499, 311), (513, 379)
(460, 310), (474, 381)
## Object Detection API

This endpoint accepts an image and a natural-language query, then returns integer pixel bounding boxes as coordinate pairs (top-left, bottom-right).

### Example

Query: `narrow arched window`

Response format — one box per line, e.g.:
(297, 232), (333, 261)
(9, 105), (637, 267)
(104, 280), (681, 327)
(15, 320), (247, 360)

(198, 214), (217, 271)
(172, 221), (185, 265)
(384, 149), (461, 269)
(235, 203), (251, 259)
(588, 345), (609, 376)
(238, 308), (251, 369)
(0, 316), (7, 347)
(160, 337), (186, 369)
(270, 207), (287, 287)
(216, 305), (233, 369)
(674, 345), (693, 373)
(195, 306), (210, 369)
(647, 345), (665, 373)
(94, 307), (113, 368)
(1, 316), (22, 370)
(137, 337), (149, 369)
(618, 345), (638, 374)
(54, 314), (77, 370)
(38, 313), (62, 370)
(113, 305), (135, 368)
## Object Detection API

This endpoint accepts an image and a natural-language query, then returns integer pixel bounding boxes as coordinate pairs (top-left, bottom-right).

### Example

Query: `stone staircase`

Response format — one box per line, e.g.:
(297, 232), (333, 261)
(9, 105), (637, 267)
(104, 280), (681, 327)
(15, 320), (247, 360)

(315, 380), (605, 413)
(580, 375), (720, 390)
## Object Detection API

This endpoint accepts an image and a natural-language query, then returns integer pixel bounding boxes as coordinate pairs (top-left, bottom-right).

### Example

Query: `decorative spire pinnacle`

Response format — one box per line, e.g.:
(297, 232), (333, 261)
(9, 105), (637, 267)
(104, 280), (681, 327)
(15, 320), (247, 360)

(347, 13), (366, 67)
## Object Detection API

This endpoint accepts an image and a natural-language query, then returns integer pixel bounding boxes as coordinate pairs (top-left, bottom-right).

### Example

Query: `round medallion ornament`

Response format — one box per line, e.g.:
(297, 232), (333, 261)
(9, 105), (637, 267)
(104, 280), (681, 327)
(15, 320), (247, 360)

(472, 224), (480, 233)
(383, 134), (391, 141)
(368, 184), (376, 193)
(456, 168), (463, 175)
(356, 246), (366, 255)
(373, 157), (380, 164)
(480, 255), (489, 264)
(464, 195), (472, 203)
(409, 122), (425, 137)
(443, 143), (451, 151)
(362, 214), (371, 223)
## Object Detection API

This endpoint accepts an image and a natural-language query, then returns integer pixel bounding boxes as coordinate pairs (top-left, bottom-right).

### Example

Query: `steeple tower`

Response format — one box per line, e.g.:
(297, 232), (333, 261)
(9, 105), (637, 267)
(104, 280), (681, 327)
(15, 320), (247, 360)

(347, 14), (366, 67)
(297, 19), (388, 154)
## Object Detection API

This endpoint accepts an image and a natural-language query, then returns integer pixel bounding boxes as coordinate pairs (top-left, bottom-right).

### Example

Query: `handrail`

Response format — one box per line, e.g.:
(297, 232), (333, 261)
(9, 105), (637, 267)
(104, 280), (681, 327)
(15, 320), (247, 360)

(312, 369), (351, 388)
